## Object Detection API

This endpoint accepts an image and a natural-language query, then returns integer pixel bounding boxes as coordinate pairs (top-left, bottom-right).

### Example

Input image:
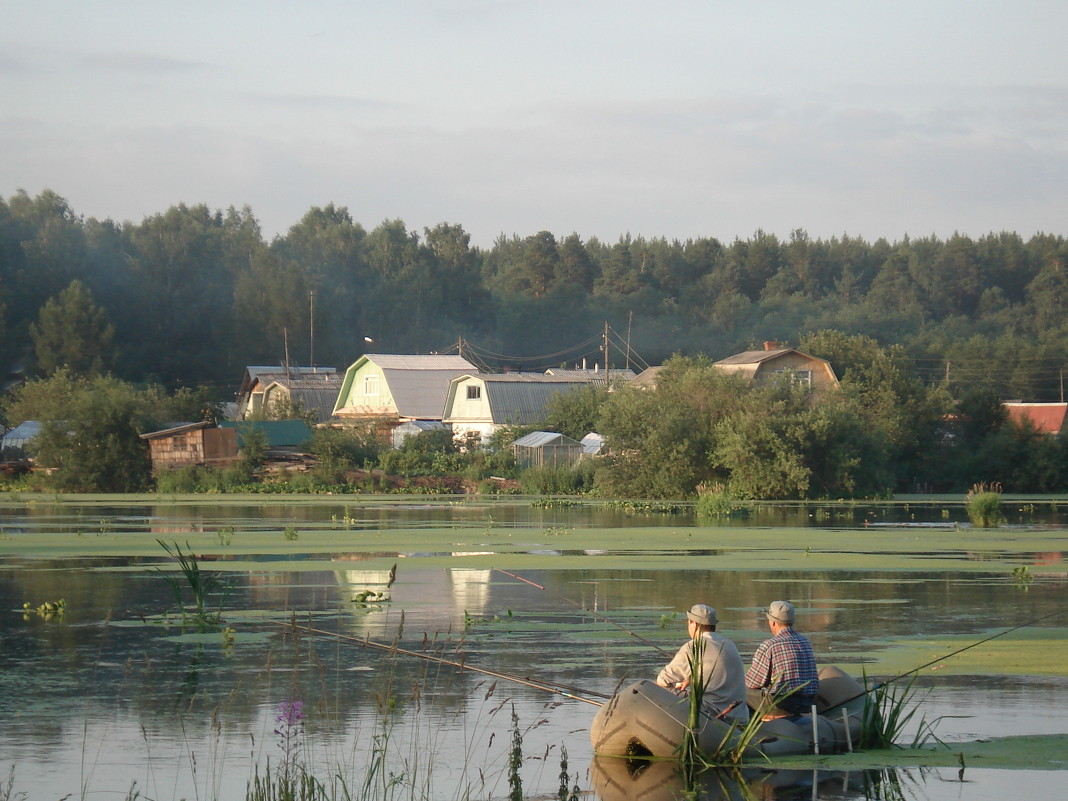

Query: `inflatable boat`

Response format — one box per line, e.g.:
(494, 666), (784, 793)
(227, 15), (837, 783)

(590, 665), (866, 759)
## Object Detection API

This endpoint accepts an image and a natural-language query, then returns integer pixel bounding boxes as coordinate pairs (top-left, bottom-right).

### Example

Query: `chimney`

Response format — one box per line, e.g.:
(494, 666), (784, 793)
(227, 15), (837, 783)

(763, 340), (779, 351)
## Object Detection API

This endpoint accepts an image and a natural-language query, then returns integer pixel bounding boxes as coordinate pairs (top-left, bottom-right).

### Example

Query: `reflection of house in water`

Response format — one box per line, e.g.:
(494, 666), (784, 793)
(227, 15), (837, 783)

(245, 570), (351, 610)
(333, 564), (494, 641)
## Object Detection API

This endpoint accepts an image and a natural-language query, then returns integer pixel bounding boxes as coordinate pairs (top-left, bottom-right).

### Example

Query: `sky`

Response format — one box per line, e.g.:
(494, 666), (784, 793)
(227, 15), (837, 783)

(3, 0), (1066, 247)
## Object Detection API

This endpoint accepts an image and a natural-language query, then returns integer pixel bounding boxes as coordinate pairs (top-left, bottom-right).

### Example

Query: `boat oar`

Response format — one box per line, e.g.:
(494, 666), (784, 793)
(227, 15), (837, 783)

(493, 567), (673, 657)
(826, 608), (1066, 711)
(268, 618), (608, 707)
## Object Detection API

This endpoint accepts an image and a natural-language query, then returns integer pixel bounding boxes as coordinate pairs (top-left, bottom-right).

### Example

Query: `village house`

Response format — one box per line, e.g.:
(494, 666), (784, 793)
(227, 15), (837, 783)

(332, 354), (478, 441)
(442, 373), (598, 446)
(258, 372), (343, 423)
(712, 341), (839, 389)
(236, 366), (338, 420)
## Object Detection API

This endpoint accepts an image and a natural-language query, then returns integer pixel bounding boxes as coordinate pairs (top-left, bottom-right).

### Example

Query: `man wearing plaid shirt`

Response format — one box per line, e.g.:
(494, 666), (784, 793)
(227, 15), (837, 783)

(745, 600), (819, 718)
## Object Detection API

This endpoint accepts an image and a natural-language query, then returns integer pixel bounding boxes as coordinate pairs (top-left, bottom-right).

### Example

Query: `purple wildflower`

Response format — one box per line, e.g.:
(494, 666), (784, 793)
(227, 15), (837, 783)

(274, 698), (304, 733)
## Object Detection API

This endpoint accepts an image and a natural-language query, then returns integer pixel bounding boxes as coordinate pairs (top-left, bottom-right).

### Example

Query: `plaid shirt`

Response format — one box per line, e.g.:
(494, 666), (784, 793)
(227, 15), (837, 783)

(744, 627), (819, 706)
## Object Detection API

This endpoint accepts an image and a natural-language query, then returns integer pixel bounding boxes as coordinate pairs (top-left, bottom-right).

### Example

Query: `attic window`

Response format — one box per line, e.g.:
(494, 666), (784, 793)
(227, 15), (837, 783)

(775, 368), (813, 388)
(466, 385), (481, 400)
(364, 375), (379, 396)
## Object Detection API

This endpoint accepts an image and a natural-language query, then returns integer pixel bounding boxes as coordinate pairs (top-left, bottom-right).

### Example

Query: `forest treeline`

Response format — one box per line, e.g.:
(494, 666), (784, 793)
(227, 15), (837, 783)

(3, 189), (1068, 398)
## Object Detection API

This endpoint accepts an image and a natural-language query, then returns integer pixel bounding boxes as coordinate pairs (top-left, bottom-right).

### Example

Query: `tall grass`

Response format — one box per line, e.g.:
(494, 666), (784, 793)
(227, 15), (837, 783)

(157, 539), (228, 629)
(965, 482), (1005, 528)
(858, 675), (942, 750)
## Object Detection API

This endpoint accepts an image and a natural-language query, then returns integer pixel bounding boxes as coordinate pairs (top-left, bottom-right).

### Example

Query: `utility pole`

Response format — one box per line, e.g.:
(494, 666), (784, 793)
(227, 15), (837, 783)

(603, 321), (610, 386)
(309, 290), (315, 370)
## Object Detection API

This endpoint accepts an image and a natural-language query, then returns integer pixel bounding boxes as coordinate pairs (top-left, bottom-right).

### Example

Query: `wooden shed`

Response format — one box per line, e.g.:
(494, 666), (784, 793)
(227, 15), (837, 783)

(140, 422), (238, 472)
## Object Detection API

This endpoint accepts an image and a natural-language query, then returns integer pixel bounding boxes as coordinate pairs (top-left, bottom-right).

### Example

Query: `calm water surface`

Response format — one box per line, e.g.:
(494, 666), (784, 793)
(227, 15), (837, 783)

(1, 497), (1066, 800)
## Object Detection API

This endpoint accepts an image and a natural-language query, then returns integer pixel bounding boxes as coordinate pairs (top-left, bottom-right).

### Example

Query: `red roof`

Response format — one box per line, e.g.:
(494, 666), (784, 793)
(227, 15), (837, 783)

(1004, 403), (1068, 435)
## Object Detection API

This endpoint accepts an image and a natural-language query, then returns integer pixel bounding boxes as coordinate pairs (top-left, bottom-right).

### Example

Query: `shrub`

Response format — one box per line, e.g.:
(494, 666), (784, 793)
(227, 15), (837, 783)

(695, 484), (734, 518)
(965, 482), (1005, 528)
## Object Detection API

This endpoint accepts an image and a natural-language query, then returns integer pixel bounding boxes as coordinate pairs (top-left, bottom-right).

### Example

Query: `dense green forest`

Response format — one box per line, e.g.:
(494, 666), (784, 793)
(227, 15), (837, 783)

(4, 189), (1068, 397)
(3, 188), (1068, 497)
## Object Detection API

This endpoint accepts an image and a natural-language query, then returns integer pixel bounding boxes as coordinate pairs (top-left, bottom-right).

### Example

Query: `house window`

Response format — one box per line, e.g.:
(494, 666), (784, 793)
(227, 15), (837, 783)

(774, 368), (813, 388)
(364, 375), (379, 396)
(466, 385), (481, 400)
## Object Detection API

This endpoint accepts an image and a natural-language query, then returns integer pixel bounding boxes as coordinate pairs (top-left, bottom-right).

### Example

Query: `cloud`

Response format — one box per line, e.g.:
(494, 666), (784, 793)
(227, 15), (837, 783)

(77, 52), (211, 74)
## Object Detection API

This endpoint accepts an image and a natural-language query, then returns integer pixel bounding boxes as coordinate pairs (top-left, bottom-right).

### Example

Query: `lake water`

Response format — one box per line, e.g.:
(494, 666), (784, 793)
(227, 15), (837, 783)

(1, 495), (1066, 800)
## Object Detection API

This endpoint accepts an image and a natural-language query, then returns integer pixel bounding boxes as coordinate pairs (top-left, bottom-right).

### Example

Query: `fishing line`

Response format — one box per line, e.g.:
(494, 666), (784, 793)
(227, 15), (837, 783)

(828, 608), (1067, 710)
(268, 618), (609, 706)
(493, 568), (673, 657)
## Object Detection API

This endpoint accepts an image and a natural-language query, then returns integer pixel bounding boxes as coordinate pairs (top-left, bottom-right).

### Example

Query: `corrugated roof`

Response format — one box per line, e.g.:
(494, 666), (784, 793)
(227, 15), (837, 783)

(543, 368), (637, 383)
(240, 365), (336, 395)
(368, 354), (476, 371)
(480, 375), (591, 425)
(1004, 403), (1068, 435)
(264, 373), (343, 422)
(385, 368), (478, 419)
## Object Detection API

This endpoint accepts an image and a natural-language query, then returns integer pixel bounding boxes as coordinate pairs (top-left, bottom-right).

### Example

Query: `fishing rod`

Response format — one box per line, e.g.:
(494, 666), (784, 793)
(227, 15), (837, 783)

(828, 608), (1067, 711)
(268, 618), (608, 707)
(493, 568), (673, 657)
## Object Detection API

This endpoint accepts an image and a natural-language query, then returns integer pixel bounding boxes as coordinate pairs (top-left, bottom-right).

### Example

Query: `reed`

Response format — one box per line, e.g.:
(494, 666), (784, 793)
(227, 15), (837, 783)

(858, 675), (942, 750)
(965, 482), (1005, 528)
(157, 539), (227, 629)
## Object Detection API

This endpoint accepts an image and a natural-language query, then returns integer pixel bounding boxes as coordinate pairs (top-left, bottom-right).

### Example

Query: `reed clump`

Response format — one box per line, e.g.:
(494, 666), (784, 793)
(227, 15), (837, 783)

(965, 482), (1005, 528)
(857, 675), (941, 750)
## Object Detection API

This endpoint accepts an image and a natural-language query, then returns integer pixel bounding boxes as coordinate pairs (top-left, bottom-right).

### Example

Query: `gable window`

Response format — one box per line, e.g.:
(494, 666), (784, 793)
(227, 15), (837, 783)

(466, 385), (481, 400)
(774, 368), (813, 388)
(364, 375), (379, 396)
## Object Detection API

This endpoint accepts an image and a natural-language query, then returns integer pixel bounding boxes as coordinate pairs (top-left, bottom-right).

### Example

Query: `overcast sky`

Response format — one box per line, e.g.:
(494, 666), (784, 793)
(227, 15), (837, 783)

(3, 1), (1066, 247)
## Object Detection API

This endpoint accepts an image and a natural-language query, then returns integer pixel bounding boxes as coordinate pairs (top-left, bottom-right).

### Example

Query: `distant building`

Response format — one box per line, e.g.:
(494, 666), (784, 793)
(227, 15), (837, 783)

(140, 422), (238, 472)
(713, 342), (839, 389)
(1004, 402), (1068, 435)
(442, 373), (596, 446)
(333, 354), (478, 427)
(543, 367), (637, 386)
(236, 366), (337, 420)
(259, 372), (343, 422)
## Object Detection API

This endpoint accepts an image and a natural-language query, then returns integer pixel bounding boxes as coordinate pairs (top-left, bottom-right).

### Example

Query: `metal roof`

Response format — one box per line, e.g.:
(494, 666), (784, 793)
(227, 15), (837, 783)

(478, 375), (592, 425)
(544, 368), (637, 383)
(263, 373), (343, 422)
(240, 365), (337, 395)
(1004, 403), (1068, 435)
(366, 354), (476, 371)
(385, 367), (477, 419)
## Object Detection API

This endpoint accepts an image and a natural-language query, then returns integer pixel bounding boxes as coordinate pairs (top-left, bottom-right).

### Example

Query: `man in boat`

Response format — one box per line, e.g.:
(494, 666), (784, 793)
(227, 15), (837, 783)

(745, 600), (819, 718)
(655, 603), (749, 723)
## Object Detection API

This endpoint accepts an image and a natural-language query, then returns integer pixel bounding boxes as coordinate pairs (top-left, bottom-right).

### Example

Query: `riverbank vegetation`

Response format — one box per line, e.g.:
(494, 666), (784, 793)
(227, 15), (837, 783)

(6, 345), (1068, 499)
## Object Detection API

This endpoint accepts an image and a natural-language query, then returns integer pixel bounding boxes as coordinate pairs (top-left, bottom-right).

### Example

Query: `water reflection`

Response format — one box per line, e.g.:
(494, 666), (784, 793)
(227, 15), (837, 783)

(590, 758), (924, 801)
